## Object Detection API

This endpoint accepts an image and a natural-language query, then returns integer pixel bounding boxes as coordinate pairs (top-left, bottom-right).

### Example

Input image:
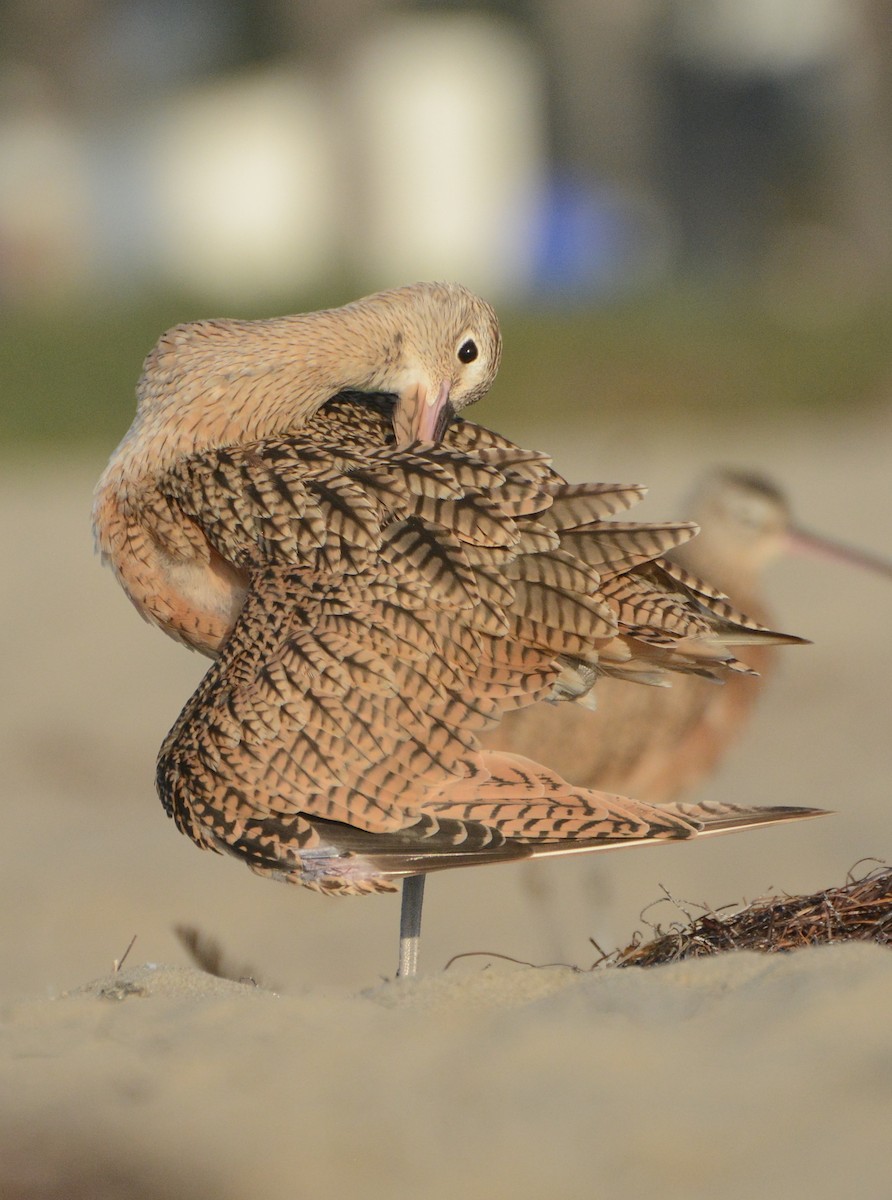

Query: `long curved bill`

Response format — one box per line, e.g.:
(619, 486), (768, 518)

(392, 381), (454, 445)
(785, 526), (892, 579)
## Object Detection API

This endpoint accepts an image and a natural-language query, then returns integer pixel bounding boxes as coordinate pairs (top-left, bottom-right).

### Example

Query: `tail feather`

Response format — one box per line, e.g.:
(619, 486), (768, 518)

(661, 798), (829, 834)
(424, 751), (828, 854)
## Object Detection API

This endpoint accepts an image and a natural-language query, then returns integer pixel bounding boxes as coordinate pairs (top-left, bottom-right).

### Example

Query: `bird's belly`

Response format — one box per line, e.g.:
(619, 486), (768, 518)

(290, 845), (399, 896)
(222, 835), (399, 896)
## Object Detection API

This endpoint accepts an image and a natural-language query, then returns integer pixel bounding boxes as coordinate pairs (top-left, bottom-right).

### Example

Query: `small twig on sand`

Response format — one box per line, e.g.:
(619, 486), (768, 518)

(444, 949), (588, 973)
(112, 934), (137, 974)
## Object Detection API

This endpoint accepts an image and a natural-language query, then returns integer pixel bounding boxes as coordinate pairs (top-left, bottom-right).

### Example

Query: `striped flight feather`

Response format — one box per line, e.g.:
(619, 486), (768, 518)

(503, 547), (602, 594)
(557, 524), (697, 574)
(510, 579), (619, 638)
(410, 492), (518, 548)
(379, 518), (479, 608)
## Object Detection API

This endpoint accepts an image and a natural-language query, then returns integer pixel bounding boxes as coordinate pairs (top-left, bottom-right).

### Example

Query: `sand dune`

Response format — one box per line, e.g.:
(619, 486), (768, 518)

(4, 948), (892, 1198)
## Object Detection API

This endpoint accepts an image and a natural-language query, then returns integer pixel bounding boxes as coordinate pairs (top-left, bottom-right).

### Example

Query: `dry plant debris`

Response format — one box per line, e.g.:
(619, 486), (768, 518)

(615, 861), (892, 967)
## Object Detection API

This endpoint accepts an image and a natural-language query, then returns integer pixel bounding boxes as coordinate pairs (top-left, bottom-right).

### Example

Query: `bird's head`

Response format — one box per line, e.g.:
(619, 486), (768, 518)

(679, 469), (792, 586)
(684, 466), (892, 589)
(361, 282), (501, 444)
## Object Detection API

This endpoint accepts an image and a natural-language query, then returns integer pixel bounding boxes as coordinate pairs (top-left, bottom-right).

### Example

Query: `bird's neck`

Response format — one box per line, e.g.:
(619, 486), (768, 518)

(109, 300), (395, 488)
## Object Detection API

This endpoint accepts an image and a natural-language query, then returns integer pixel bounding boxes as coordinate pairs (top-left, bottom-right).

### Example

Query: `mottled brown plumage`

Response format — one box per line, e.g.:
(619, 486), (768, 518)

(93, 285), (822, 965)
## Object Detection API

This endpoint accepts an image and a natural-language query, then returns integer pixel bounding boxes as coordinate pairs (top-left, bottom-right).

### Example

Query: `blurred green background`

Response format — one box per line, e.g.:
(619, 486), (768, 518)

(3, 289), (892, 452)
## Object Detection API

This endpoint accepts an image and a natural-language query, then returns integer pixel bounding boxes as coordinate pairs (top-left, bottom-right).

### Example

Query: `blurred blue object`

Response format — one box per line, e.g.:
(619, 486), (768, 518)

(529, 173), (657, 302)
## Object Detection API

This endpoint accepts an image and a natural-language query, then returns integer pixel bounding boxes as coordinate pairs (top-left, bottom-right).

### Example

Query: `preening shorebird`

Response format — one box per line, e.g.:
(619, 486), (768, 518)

(93, 283), (825, 977)
(484, 468), (892, 805)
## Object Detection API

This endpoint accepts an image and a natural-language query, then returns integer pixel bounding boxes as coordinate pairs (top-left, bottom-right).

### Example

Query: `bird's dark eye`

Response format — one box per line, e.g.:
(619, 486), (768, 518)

(458, 339), (478, 364)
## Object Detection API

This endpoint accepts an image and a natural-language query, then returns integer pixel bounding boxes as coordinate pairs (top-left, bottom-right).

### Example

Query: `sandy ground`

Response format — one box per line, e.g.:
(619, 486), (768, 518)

(2, 404), (891, 1197)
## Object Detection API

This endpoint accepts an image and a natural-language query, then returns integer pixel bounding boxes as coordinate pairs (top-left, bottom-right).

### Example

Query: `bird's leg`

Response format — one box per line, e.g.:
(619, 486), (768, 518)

(396, 874), (426, 978)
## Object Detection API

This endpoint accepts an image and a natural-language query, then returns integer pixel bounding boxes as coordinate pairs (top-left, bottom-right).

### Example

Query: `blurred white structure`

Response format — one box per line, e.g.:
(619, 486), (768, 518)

(146, 69), (341, 302)
(1, 1), (890, 310)
(114, 12), (547, 306)
(0, 74), (94, 303)
(341, 13), (546, 298)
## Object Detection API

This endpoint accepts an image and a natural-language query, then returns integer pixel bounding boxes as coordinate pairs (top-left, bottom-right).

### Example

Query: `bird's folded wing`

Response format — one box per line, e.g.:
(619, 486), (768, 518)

(155, 401), (807, 869)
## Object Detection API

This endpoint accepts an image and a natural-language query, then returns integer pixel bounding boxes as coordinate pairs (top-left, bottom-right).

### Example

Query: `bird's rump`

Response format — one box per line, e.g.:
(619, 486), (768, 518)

(155, 397), (806, 892)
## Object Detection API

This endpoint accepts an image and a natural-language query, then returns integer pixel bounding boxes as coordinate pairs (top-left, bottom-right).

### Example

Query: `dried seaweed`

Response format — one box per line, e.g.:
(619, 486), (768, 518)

(615, 860), (892, 968)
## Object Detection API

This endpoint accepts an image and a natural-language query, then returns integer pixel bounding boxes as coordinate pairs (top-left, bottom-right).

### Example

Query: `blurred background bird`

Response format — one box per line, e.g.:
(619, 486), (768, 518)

(484, 467), (892, 806)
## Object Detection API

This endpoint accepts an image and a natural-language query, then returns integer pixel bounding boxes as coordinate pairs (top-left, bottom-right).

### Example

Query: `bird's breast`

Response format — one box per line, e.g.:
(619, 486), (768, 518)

(154, 549), (248, 655)
(94, 479), (247, 656)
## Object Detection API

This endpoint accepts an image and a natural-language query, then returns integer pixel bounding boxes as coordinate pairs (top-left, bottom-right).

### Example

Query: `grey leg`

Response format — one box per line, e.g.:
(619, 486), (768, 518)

(397, 874), (426, 978)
